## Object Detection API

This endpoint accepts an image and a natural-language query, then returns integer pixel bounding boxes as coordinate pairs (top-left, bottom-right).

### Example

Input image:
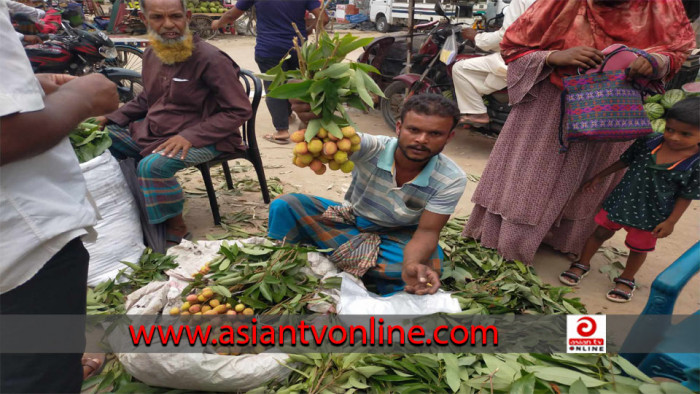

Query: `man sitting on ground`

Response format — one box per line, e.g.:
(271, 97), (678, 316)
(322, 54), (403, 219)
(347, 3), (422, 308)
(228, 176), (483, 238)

(269, 94), (467, 295)
(97, 0), (252, 245)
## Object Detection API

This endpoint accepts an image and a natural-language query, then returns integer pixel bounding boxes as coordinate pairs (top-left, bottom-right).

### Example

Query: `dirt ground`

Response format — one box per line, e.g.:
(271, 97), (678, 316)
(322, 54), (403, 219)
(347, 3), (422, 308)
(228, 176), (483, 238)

(179, 31), (699, 316)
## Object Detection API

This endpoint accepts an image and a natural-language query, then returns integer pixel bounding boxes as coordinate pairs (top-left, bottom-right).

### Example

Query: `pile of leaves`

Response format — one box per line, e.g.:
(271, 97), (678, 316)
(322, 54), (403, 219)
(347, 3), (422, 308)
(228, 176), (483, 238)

(263, 353), (692, 394)
(439, 217), (586, 315)
(68, 118), (112, 163)
(86, 249), (178, 315)
(183, 241), (341, 315)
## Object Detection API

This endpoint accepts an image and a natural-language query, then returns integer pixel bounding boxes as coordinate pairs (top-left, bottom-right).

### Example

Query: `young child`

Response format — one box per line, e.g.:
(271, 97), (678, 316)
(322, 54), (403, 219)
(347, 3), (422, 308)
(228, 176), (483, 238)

(560, 96), (700, 303)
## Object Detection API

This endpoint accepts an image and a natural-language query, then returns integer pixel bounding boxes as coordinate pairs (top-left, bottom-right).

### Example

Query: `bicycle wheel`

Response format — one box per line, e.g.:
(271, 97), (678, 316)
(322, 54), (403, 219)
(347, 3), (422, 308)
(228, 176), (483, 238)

(105, 45), (143, 74)
(190, 14), (217, 40)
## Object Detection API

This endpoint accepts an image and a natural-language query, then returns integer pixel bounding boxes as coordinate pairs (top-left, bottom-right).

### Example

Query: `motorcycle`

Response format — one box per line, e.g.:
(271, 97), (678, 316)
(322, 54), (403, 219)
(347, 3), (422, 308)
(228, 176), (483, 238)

(375, 3), (511, 136)
(24, 20), (143, 103)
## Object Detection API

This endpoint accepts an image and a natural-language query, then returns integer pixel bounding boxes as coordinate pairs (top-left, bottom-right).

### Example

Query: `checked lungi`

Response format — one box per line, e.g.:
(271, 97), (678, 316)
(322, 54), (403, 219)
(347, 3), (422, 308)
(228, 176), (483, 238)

(268, 193), (444, 295)
(107, 124), (220, 224)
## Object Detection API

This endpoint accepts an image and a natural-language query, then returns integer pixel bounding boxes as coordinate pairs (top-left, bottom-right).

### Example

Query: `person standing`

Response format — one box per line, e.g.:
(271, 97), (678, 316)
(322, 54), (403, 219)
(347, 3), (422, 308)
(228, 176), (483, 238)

(212, 0), (328, 144)
(0, 0), (119, 391)
(462, 0), (696, 265)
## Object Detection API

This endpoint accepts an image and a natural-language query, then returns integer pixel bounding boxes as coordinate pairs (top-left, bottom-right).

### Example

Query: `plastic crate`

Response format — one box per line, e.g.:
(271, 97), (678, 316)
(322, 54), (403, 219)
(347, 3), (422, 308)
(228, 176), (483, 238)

(665, 53), (700, 90)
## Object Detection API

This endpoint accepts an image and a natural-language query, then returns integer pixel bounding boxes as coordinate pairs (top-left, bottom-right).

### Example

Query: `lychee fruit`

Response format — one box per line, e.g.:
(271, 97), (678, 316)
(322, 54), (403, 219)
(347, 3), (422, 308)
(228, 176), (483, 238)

(333, 151), (348, 164)
(328, 160), (341, 171)
(307, 138), (323, 154)
(350, 135), (361, 145)
(340, 160), (355, 173)
(323, 141), (338, 156)
(341, 126), (356, 138)
(337, 138), (352, 152)
(294, 142), (308, 155)
(290, 130), (305, 143)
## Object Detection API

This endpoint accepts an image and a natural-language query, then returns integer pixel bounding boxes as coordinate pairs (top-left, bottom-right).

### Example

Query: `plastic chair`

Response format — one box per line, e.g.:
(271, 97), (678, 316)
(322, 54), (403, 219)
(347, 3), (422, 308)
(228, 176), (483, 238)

(621, 242), (700, 391)
(195, 69), (270, 225)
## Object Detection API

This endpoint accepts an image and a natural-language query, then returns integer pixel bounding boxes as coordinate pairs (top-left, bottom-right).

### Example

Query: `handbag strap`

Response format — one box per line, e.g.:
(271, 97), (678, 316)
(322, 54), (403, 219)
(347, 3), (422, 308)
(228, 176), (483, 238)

(558, 90), (568, 153)
(578, 45), (661, 79)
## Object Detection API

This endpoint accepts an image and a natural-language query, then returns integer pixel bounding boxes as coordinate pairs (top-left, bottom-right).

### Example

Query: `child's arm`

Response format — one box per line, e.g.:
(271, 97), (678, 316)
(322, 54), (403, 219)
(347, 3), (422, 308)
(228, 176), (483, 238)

(581, 160), (629, 192)
(652, 198), (692, 238)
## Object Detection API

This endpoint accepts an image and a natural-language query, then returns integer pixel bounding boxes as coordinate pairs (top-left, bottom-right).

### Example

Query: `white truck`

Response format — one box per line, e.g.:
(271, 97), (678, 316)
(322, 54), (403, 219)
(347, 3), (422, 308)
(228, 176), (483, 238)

(369, 0), (509, 33)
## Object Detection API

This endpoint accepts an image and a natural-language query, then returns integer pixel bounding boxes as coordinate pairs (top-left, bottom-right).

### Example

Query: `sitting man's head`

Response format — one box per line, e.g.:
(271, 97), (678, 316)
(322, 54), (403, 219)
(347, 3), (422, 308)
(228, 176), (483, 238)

(140, 0), (194, 65)
(396, 94), (460, 163)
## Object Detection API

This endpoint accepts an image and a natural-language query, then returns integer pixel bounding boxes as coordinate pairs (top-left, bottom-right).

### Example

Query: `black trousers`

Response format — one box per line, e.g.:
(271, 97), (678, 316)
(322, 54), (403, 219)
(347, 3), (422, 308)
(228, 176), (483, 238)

(255, 52), (300, 131)
(0, 238), (89, 393)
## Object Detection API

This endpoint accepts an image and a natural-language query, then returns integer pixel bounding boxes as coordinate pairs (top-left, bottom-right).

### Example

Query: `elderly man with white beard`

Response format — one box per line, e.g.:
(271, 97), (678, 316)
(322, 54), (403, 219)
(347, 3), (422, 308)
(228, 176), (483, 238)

(96, 0), (252, 246)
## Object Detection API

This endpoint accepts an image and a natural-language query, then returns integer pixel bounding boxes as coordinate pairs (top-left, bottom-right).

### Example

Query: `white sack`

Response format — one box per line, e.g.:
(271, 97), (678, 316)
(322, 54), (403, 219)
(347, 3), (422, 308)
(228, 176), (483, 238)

(80, 151), (145, 286)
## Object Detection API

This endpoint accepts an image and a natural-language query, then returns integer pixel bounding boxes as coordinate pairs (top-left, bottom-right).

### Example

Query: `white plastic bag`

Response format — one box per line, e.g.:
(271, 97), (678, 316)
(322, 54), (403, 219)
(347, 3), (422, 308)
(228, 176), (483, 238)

(439, 32), (457, 65)
(80, 151), (144, 286)
(337, 272), (461, 315)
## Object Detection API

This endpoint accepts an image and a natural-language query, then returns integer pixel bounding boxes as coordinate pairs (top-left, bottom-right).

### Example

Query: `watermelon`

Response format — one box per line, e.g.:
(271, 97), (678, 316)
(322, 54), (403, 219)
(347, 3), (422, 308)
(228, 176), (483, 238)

(651, 118), (666, 133)
(682, 82), (700, 97)
(660, 89), (685, 109)
(643, 103), (664, 120)
(644, 94), (663, 104)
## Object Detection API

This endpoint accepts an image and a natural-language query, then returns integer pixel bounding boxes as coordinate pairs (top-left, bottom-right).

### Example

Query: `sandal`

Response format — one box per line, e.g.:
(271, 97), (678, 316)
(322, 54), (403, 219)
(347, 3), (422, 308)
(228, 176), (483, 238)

(263, 134), (290, 145)
(82, 356), (104, 380)
(559, 262), (591, 286)
(606, 277), (635, 303)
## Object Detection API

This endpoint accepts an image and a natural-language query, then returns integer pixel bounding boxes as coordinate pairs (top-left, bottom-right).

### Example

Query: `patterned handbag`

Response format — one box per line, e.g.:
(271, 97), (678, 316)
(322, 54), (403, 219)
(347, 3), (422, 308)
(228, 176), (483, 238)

(558, 46), (662, 152)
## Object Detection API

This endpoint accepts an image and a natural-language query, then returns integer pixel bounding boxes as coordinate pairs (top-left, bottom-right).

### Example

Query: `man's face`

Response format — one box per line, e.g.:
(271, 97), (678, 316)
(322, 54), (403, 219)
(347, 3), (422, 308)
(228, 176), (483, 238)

(140, 0), (191, 41)
(395, 111), (455, 163)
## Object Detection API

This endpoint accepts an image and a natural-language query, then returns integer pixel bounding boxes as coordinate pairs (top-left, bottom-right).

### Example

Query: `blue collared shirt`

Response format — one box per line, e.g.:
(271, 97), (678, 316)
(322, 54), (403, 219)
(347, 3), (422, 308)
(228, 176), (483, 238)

(344, 134), (467, 228)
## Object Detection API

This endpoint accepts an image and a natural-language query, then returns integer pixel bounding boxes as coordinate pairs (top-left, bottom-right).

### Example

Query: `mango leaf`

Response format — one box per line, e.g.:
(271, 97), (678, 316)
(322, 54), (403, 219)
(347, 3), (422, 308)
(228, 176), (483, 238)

(336, 36), (374, 58)
(611, 356), (655, 383)
(353, 366), (386, 378)
(510, 373), (536, 394)
(259, 281), (273, 302)
(353, 70), (374, 108)
(305, 119), (322, 142)
(441, 353), (461, 392)
(267, 80), (313, 100)
(314, 63), (351, 79)
(353, 62), (380, 75)
(321, 118), (343, 139)
(525, 366), (607, 387)
(210, 285), (231, 298)
(569, 378), (589, 394)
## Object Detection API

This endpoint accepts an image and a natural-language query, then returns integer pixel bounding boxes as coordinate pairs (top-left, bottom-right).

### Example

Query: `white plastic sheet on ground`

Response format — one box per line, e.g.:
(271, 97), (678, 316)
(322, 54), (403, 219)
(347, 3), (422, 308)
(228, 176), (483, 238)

(80, 151), (145, 286)
(337, 272), (461, 315)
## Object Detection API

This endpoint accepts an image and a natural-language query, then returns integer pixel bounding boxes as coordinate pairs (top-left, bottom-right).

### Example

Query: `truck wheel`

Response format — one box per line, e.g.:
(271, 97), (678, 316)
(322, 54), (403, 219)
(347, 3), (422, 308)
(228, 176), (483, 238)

(376, 15), (389, 33)
(381, 81), (408, 129)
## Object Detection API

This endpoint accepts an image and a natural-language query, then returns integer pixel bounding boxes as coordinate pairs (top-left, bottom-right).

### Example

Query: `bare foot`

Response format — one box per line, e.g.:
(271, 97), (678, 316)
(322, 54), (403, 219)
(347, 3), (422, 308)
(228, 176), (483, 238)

(82, 356), (103, 380)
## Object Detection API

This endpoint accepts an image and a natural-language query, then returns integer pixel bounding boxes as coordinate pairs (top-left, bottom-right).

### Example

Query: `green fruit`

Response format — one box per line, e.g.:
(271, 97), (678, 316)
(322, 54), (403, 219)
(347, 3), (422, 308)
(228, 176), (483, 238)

(660, 89), (685, 109)
(643, 103), (664, 120)
(644, 93), (663, 104)
(651, 118), (666, 133)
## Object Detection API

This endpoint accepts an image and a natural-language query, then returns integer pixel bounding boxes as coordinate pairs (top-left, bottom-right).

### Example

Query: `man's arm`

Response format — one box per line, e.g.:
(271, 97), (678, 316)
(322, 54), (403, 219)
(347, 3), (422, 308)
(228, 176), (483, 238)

(212, 5), (245, 29)
(401, 211), (451, 295)
(1, 74), (119, 165)
(309, 5), (329, 28)
(105, 90), (148, 126)
(469, 0), (535, 52)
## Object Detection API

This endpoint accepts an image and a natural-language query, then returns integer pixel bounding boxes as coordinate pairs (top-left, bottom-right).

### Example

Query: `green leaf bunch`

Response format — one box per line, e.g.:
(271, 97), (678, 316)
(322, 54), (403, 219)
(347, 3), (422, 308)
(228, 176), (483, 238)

(260, 28), (385, 141)
(68, 118), (112, 163)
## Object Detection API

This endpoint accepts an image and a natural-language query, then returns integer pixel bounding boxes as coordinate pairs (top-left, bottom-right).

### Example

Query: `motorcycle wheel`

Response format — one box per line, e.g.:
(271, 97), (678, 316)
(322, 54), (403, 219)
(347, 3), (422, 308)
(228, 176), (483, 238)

(113, 75), (144, 103)
(105, 45), (143, 74)
(380, 81), (409, 129)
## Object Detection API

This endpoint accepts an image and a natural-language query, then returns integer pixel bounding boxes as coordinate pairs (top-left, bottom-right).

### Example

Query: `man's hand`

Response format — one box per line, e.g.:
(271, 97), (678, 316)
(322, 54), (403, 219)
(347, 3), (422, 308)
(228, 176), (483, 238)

(154, 135), (192, 160)
(61, 74), (119, 117)
(93, 116), (110, 130)
(22, 35), (43, 45)
(290, 98), (321, 126)
(402, 263), (441, 295)
(547, 46), (604, 69)
(36, 73), (77, 94)
(460, 28), (478, 42)
(652, 220), (675, 238)
(211, 19), (222, 30)
(627, 56), (655, 80)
